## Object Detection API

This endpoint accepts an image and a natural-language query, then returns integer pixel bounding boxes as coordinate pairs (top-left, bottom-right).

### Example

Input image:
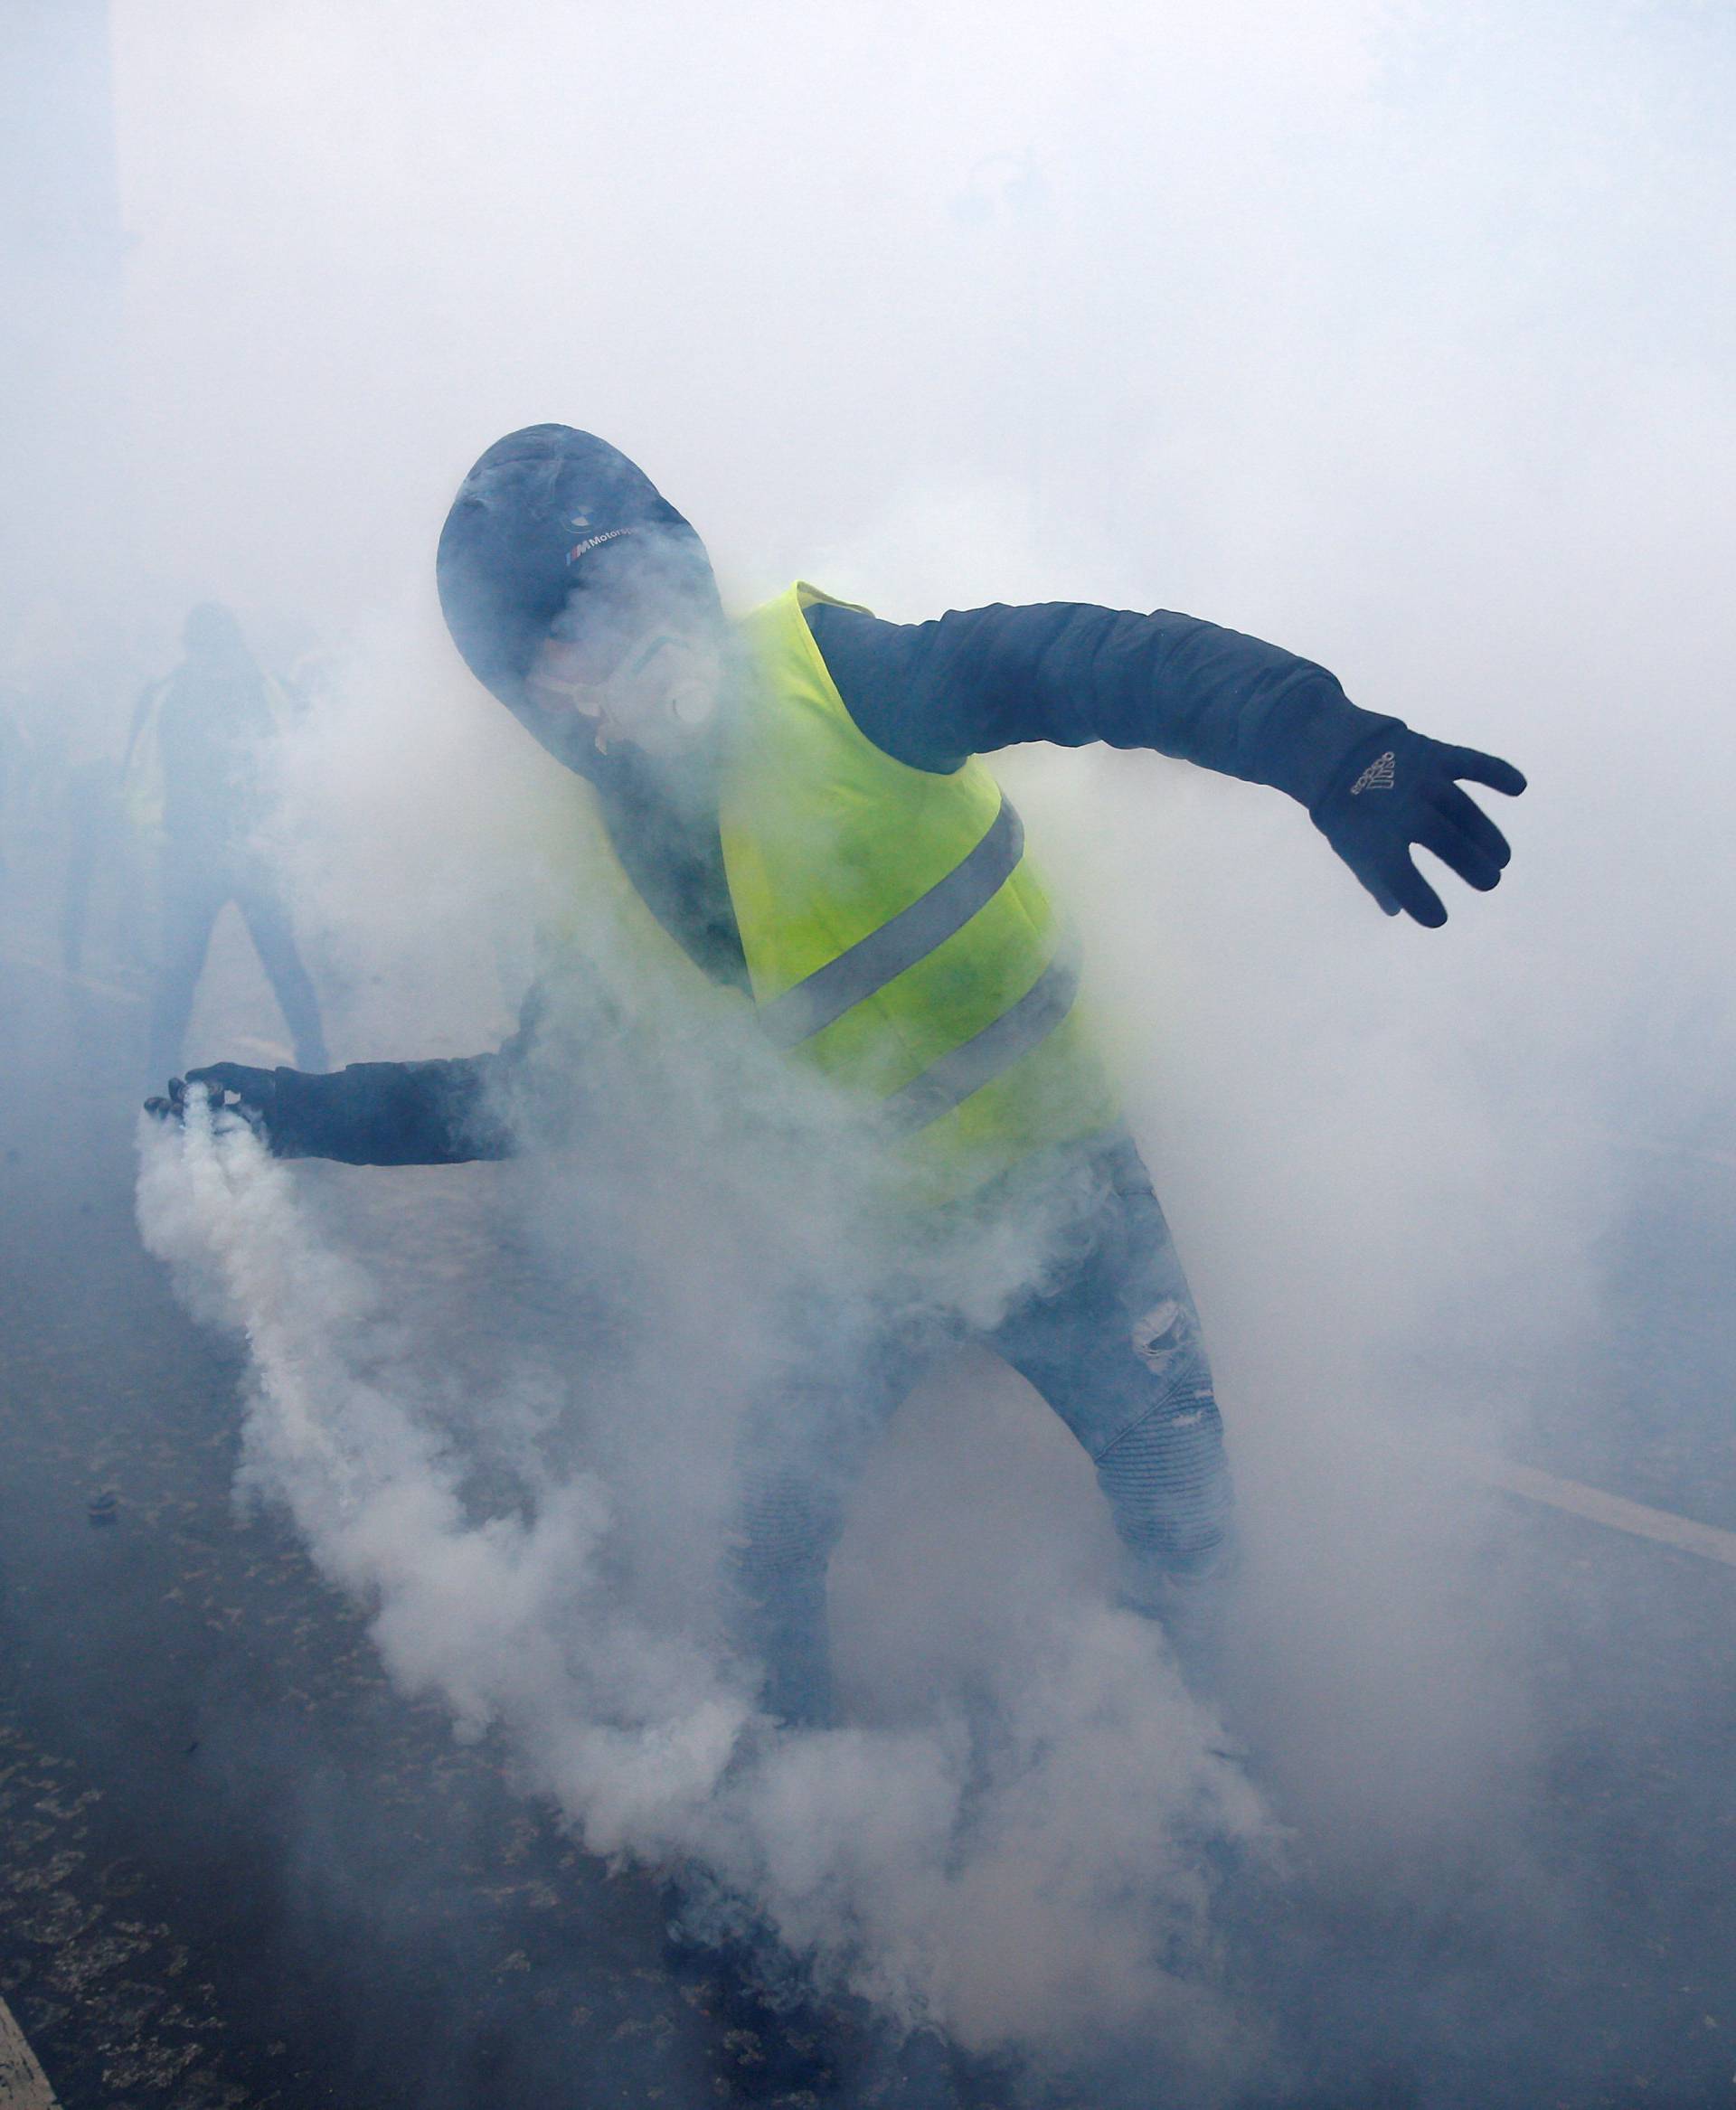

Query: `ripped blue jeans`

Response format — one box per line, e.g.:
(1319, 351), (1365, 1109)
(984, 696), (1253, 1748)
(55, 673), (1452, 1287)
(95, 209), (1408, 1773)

(725, 1131), (1234, 1726)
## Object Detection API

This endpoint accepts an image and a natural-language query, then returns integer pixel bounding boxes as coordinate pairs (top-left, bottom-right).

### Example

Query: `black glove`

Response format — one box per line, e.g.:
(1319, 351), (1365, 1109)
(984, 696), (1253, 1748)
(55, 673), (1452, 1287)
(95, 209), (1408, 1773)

(1310, 727), (1526, 928)
(144, 1063), (282, 1147)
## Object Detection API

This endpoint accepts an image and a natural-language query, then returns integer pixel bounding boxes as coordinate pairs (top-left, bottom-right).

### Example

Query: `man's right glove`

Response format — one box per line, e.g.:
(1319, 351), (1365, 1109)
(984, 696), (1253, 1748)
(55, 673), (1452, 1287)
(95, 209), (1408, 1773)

(1309, 726), (1526, 928)
(144, 1063), (283, 1149)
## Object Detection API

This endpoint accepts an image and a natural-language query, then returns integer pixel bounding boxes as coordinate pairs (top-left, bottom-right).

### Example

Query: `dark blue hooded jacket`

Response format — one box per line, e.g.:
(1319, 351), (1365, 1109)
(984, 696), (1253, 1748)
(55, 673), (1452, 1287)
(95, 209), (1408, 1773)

(263, 593), (1393, 1165)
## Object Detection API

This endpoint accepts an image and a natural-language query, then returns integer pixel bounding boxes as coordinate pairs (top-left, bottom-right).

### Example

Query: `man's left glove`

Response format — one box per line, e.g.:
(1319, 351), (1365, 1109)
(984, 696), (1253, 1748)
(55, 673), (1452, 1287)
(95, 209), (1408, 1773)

(144, 1063), (281, 1148)
(1310, 727), (1526, 928)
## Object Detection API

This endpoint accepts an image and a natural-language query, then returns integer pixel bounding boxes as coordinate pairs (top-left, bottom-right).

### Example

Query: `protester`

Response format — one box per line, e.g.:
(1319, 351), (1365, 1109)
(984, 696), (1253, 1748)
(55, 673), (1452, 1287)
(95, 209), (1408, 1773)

(127, 603), (328, 1081)
(152, 426), (1524, 1724)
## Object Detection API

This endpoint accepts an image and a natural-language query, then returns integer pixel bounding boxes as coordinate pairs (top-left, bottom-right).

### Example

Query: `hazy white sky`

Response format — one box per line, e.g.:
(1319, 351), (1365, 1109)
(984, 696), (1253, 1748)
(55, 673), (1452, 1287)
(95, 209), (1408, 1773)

(108, 1), (1734, 637)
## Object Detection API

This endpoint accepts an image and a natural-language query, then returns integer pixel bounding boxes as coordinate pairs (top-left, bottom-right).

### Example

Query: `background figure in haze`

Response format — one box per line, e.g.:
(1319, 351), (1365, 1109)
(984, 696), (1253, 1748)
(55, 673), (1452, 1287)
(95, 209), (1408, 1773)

(127, 603), (328, 1083)
(151, 427), (1524, 1728)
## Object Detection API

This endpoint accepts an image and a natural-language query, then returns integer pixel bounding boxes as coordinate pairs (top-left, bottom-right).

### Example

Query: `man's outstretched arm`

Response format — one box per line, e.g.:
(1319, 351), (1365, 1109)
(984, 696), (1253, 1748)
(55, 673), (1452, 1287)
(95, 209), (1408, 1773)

(146, 995), (542, 1163)
(807, 598), (1526, 928)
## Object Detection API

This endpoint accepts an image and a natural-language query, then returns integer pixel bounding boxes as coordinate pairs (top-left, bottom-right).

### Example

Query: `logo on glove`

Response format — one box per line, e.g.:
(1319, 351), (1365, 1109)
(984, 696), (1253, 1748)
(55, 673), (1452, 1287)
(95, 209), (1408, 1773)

(1349, 750), (1397, 796)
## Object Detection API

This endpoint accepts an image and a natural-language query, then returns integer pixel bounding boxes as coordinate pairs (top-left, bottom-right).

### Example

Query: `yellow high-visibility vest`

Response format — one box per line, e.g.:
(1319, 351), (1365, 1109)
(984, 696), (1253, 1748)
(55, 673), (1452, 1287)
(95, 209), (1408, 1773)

(713, 583), (1120, 1201)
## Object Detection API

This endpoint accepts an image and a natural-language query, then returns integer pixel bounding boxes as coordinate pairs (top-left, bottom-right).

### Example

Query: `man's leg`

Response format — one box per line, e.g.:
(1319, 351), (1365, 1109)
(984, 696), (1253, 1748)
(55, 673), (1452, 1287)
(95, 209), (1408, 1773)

(60, 764), (108, 975)
(723, 1335), (924, 1729)
(986, 1135), (1235, 1661)
(146, 851), (224, 1083)
(234, 869), (329, 1072)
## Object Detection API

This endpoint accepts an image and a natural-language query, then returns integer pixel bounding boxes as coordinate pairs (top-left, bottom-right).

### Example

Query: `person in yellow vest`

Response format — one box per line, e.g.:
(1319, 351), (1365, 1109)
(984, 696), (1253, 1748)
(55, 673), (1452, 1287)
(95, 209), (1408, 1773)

(126, 603), (329, 1082)
(149, 426), (1524, 1726)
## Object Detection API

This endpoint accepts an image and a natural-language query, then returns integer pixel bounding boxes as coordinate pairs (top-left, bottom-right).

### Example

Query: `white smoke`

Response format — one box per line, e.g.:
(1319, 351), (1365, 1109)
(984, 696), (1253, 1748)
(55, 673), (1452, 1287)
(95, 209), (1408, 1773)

(137, 1086), (1270, 2080)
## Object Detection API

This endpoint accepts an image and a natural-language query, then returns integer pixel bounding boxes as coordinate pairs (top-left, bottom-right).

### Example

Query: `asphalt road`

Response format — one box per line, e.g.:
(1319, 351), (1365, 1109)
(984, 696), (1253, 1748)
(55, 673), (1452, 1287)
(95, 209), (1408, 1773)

(2, 874), (1733, 2110)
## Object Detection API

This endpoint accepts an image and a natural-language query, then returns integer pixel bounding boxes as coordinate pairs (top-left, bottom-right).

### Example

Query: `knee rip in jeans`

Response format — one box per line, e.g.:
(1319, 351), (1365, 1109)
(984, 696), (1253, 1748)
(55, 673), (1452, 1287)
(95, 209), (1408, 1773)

(1096, 1319), (1220, 1468)
(1128, 1296), (1199, 1378)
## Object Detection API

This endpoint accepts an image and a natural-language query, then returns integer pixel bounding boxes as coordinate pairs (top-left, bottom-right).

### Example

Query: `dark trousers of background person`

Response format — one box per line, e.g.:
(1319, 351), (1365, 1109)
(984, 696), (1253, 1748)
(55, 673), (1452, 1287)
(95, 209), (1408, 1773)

(147, 842), (329, 1083)
(61, 760), (155, 981)
(726, 1130), (1236, 1727)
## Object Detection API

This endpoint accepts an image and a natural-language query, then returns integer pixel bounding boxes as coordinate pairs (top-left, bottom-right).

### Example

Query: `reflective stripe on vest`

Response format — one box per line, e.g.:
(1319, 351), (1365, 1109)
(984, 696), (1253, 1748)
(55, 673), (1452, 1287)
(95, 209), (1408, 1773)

(722, 583), (1122, 1198)
(756, 793), (1024, 1051)
(882, 928), (1082, 1134)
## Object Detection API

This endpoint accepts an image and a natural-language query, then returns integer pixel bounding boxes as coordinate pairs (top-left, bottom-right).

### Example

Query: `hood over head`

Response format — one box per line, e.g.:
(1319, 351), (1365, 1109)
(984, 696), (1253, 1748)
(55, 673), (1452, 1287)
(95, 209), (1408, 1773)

(435, 425), (719, 762)
(181, 601), (250, 665)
